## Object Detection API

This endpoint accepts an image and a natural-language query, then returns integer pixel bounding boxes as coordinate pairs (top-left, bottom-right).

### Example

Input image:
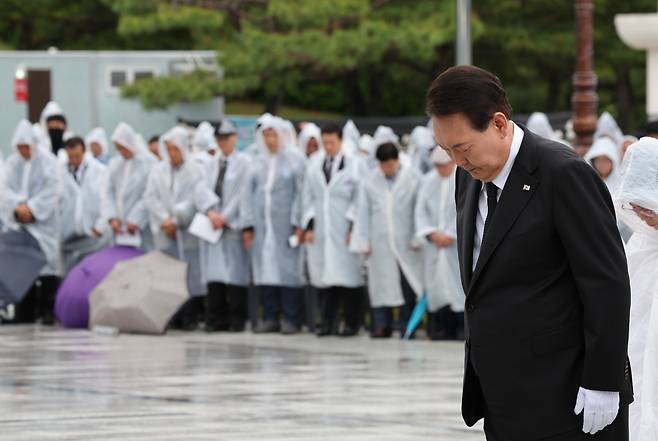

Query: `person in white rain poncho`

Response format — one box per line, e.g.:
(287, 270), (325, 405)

(241, 115), (307, 335)
(101, 122), (157, 250)
(195, 120), (252, 333)
(526, 112), (559, 140)
(612, 137), (658, 441)
(414, 147), (464, 340)
(357, 134), (378, 170)
(244, 113), (273, 157)
(38, 101), (73, 157)
(302, 123), (366, 337)
(85, 127), (111, 165)
(298, 122), (322, 158)
(342, 119), (360, 155)
(144, 126), (205, 330)
(409, 125), (436, 175)
(59, 136), (109, 272)
(593, 111), (624, 150)
(192, 121), (219, 166)
(585, 136), (621, 194)
(0, 120), (61, 324)
(350, 140), (423, 338)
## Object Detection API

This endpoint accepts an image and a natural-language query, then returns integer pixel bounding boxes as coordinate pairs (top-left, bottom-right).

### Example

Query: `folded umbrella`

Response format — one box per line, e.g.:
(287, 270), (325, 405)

(55, 246), (144, 328)
(0, 230), (47, 307)
(404, 294), (428, 340)
(89, 251), (189, 335)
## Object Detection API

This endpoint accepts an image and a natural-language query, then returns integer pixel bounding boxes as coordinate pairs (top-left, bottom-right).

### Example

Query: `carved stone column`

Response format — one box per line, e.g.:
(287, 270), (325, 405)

(571, 0), (598, 156)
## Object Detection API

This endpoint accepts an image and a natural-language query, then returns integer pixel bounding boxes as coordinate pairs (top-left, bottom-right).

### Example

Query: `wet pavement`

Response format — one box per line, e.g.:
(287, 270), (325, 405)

(0, 325), (484, 440)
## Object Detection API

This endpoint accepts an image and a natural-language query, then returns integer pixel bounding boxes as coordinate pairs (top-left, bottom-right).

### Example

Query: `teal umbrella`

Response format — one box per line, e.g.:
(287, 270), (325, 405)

(404, 294), (428, 340)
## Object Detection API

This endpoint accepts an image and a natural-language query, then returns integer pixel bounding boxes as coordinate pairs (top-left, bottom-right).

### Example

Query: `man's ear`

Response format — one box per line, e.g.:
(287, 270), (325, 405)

(492, 112), (509, 138)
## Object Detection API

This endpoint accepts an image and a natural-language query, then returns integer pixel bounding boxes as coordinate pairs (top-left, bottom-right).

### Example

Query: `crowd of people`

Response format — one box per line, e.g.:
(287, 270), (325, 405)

(0, 100), (654, 340)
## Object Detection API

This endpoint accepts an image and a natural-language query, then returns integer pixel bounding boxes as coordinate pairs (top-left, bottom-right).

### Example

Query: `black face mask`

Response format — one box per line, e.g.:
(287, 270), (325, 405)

(48, 128), (64, 154)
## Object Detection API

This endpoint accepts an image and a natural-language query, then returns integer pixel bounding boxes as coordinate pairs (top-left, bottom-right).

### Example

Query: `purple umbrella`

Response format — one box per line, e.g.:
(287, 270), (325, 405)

(55, 246), (144, 328)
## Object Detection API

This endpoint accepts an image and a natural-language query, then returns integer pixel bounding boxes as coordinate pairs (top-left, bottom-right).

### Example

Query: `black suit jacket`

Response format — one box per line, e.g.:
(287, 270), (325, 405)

(455, 126), (633, 440)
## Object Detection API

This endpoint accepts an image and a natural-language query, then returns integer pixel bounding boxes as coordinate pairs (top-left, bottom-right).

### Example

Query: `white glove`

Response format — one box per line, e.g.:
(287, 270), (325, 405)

(574, 387), (620, 435)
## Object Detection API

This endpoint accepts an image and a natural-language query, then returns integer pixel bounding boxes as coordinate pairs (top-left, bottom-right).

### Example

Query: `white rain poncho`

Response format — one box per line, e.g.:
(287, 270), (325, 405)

(342, 120), (360, 146)
(358, 134), (378, 170)
(244, 113), (273, 156)
(192, 121), (218, 166)
(195, 144), (252, 287)
(39, 101), (73, 158)
(1, 120), (62, 275)
(526, 112), (557, 140)
(85, 127), (110, 164)
(373, 125), (411, 167)
(240, 115), (306, 287)
(350, 160), (423, 307)
(593, 111), (624, 148)
(409, 126), (436, 175)
(144, 126), (205, 295)
(414, 150), (462, 313)
(101, 122), (157, 249)
(298, 123), (322, 158)
(59, 150), (109, 271)
(584, 136), (621, 194)
(301, 144), (366, 289)
(612, 137), (658, 441)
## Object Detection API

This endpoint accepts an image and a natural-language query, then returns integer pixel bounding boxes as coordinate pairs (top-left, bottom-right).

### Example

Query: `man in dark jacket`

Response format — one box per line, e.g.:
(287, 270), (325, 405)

(426, 65), (633, 441)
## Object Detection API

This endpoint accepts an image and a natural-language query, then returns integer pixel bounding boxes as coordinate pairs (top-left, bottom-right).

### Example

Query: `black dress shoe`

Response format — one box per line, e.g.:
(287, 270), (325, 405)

(316, 324), (334, 337)
(205, 323), (230, 333)
(339, 327), (359, 337)
(228, 323), (245, 333)
(371, 328), (392, 339)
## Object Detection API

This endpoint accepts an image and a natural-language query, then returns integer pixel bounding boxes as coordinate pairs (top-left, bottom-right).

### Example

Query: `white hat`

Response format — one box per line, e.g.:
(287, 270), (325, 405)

(431, 147), (452, 165)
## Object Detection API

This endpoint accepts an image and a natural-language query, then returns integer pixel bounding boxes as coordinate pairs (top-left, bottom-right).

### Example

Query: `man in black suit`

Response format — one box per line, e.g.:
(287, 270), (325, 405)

(426, 65), (633, 441)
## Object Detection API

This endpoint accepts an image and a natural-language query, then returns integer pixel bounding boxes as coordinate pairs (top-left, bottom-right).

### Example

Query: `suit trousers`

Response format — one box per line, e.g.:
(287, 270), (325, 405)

(484, 404), (628, 441)
(318, 286), (363, 330)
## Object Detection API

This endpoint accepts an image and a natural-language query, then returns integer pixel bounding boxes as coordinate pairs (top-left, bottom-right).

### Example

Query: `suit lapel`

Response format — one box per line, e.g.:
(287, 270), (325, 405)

(459, 177), (480, 292)
(468, 130), (539, 293)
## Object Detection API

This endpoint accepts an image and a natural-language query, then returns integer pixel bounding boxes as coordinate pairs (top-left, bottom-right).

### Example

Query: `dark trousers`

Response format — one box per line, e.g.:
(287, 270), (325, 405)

(428, 305), (464, 339)
(206, 282), (247, 329)
(16, 276), (60, 324)
(260, 285), (304, 327)
(371, 269), (416, 332)
(484, 405), (628, 441)
(318, 286), (363, 331)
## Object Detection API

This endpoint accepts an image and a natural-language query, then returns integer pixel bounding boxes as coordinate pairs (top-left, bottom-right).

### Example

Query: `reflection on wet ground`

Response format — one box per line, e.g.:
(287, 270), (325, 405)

(0, 325), (483, 440)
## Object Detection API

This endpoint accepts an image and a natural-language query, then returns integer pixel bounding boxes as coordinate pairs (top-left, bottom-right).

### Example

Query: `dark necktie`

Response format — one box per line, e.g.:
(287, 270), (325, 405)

(483, 182), (498, 242)
(215, 158), (228, 198)
(324, 156), (334, 183)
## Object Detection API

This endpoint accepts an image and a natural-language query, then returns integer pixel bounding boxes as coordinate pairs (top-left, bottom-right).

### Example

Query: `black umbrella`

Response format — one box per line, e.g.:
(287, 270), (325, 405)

(0, 230), (47, 306)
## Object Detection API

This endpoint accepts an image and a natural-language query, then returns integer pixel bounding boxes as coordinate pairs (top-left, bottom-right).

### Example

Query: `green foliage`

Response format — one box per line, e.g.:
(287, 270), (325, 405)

(121, 69), (224, 109)
(0, 0), (655, 129)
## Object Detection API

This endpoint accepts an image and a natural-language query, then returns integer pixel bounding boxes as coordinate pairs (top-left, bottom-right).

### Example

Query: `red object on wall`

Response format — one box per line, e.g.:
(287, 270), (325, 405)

(15, 78), (28, 102)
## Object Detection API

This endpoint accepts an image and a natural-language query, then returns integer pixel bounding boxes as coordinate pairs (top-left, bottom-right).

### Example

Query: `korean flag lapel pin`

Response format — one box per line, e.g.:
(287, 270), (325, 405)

(522, 184), (531, 192)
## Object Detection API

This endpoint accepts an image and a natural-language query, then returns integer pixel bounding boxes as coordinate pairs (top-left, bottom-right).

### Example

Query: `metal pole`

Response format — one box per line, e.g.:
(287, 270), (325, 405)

(456, 0), (472, 65)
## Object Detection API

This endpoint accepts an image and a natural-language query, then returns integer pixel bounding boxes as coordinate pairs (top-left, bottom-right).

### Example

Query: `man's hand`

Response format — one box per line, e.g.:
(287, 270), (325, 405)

(632, 204), (658, 230)
(304, 230), (315, 245)
(574, 387), (619, 435)
(295, 227), (305, 245)
(161, 219), (177, 240)
(207, 210), (226, 231)
(110, 218), (122, 234)
(242, 230), (254, 250)
(91, 228), (103, 238)
(14, 204), (33, 224)
(428, 232), (455, 248)
(127, 223), (139, 235)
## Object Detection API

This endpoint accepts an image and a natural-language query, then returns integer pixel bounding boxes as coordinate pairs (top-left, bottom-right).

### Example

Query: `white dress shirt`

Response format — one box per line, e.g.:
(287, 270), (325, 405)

(472, 122), (524, 269)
